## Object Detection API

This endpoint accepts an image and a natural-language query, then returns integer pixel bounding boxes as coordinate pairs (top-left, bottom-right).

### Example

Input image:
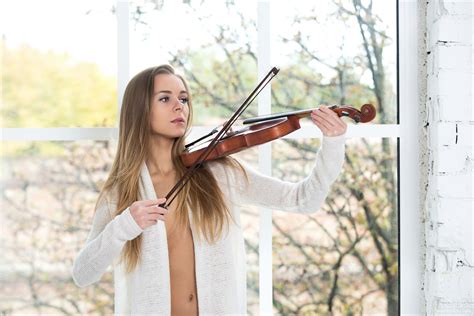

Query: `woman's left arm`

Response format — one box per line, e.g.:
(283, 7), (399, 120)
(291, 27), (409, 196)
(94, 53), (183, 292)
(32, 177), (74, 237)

(232, 105), (347, 213)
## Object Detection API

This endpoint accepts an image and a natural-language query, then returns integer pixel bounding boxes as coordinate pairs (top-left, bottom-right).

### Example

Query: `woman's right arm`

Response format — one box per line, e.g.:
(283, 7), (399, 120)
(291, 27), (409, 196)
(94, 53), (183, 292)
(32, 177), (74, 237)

(71, 197), (143, 288)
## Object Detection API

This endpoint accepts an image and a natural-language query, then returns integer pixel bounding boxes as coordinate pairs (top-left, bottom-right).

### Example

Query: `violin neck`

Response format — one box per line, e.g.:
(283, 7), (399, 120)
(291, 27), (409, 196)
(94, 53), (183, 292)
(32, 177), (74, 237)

(242, 109), (314, 125)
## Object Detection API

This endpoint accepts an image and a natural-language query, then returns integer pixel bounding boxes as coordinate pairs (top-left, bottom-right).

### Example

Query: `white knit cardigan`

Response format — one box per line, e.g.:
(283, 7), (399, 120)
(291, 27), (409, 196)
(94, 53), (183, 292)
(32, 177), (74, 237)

(72, 135), (345, 315)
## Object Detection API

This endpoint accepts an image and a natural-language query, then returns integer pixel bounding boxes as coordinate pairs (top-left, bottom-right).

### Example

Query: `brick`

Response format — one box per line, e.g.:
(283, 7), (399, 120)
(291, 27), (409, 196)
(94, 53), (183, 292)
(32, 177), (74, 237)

(437, 146), (473, 173)
(424, 0), (474, 313)
(429, 16), (473, 47)
(441, 1), (473, 16)
(434, 44), (472, 70)
(430, 248), (473, 302)
(456, 124), (474, 146)
(427, 0), (473, 21)
(435, 301), (474, 314)
(431, 122), (474, 146)
(437, 198), (474, 253)
(432, 266), (473, 302)
(436, 70), (472, 96)
(437, 174), (474, 198)
(429, 248), (473, 303)
(437, 94), (474, 121)
(430, 122), (456, 145)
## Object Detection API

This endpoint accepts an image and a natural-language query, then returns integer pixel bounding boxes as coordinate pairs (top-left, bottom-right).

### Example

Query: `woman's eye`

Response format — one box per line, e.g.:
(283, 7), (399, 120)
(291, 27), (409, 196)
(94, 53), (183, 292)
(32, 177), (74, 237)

(179, 98), (189, 104)
(159, 96), (169, 102)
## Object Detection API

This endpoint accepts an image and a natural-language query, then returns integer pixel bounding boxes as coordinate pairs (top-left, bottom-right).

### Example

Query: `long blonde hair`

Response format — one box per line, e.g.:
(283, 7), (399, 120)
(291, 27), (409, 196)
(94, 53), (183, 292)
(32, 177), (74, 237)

(96, 65), (244, 273)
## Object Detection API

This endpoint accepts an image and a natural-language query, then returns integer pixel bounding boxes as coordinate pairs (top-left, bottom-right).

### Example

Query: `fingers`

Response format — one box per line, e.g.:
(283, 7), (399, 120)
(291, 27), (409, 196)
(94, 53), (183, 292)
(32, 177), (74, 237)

(146, 201), (168, 224)
(312, 111), (333, 130)
(147, 205), (169, 216)
(311, 105), (347, 137)
(312, 106), (338, 127)
(142, 198), (166, 207)
(129, 198), (169, 229)
(147, 214), (166, 225)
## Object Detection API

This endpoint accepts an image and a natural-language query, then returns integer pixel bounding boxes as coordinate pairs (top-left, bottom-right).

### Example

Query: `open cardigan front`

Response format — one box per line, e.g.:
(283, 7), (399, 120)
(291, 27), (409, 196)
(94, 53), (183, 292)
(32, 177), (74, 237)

(72, 135), (345, 315)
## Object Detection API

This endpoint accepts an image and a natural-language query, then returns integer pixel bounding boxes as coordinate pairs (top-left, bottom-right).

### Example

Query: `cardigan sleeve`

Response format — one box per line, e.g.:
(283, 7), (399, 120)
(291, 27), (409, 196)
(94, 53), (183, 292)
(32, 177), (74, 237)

(71, 194), (143, 287)
(228, 135), (346, 213)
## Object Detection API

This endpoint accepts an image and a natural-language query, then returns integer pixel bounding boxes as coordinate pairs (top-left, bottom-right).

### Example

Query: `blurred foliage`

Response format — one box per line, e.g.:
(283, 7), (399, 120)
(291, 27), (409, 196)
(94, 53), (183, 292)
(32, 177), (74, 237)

(2, 40), (117, 129)
(271, 138), (397, 315)
(1, 141), (116, 315)
(170, 47), (258, 126)
(1, 0), (398, 315)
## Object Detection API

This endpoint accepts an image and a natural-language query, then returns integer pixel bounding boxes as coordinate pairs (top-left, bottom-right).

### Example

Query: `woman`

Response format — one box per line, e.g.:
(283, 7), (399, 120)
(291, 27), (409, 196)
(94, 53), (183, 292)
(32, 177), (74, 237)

(72, 65), (347, 315)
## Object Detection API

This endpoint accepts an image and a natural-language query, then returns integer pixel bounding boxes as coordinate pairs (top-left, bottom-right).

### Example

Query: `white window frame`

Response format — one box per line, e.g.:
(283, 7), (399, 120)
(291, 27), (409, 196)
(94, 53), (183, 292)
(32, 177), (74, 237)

(1, 0), (422, 314)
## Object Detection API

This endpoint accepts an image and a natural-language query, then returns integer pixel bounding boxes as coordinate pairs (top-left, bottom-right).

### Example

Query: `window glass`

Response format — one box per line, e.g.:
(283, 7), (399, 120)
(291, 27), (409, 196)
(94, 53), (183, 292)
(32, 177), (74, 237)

(129, 0), (258, 125)
(1, 1), (399, 314)
(2, 0), (117, 128)
(0, 141), (261, 314)
(271, 137), (398, 314)
(271, 1), (397, 124)
(1, 141), (117, 314)
(233, 147), (260, 315)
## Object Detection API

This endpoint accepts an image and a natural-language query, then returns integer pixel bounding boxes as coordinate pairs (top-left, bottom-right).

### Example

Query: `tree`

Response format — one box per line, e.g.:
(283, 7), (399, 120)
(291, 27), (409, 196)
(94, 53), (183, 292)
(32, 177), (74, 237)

(162, 0), (398, 314)
(1, 141), (116, 314)
(0, 0), (398, 314)
(2, 40), (117, 129)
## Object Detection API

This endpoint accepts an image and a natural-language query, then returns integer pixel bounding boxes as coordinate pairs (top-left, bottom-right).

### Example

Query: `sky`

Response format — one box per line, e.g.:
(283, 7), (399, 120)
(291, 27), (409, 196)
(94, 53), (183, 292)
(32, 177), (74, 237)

(2, 0), (117, 74)
(2, 0), (397, 82)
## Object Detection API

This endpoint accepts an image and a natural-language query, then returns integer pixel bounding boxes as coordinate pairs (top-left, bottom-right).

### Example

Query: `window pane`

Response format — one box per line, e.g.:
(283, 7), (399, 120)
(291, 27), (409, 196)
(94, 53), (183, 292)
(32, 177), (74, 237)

(0, 141), (261, 314)
(2, 0), (117, 128)
(128, 0), (258, 125)
(233, 148), (260, 315)
(1, 141), (117, 314)
(271, 137), (398, 315)
(271, 1), (397, 124)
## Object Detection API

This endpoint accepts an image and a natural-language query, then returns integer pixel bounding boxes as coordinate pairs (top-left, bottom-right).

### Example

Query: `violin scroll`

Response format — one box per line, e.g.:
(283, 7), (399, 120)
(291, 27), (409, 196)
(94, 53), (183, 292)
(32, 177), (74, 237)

(182, 102), (377, 167)
(329, 103), (376, 123)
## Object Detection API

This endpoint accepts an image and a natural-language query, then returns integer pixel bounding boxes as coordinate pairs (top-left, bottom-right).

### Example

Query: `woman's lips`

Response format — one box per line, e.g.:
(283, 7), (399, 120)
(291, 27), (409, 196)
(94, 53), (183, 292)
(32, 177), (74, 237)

(171, 118), (186, 124)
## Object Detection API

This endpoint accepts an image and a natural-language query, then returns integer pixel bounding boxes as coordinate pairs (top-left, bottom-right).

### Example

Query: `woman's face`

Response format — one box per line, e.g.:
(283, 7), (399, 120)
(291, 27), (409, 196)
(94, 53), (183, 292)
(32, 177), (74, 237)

(149, 74), (190, 139)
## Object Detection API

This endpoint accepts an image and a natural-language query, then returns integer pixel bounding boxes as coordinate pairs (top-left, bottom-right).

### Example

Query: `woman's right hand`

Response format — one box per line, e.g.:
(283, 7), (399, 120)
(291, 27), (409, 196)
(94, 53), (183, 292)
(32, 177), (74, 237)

(129, 198), (168, 229)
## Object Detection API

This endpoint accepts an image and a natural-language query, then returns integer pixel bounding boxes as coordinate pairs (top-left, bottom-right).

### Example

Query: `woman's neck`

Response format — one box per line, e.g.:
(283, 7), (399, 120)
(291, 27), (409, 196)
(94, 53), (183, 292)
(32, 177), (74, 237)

(146, 136), (176, 177)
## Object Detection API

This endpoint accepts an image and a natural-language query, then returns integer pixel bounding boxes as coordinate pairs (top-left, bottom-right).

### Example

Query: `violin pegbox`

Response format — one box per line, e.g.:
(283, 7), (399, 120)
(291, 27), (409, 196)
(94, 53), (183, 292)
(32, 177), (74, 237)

(329, 104), (375, 123)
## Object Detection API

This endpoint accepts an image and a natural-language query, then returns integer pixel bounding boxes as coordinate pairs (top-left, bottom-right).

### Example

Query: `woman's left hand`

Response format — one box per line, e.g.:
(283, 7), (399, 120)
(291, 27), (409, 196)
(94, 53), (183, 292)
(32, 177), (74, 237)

(310, 105), (347, 137)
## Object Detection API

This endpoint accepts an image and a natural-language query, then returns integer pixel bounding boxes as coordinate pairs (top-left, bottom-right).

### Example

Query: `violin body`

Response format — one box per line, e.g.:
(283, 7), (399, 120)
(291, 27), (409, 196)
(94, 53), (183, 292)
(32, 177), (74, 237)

(180, 104), (376, 167)
(167, 68), (376, 208)
(181, 116), (301, 167)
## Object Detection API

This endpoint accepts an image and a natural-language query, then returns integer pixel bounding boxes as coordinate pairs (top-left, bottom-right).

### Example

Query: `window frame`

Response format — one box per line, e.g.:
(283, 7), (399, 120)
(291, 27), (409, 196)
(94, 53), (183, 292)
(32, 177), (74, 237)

(1, 0), (422, 314)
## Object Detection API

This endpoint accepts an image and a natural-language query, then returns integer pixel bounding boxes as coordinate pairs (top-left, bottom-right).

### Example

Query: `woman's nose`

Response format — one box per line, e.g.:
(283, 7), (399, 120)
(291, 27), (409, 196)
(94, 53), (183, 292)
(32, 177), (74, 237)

(173, 98), (184, 111)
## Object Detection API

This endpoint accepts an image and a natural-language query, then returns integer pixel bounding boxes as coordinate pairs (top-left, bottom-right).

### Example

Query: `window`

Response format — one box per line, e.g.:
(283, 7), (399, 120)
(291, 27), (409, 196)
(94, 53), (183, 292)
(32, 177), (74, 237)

(2, 0), (117, 128)
(2, 0), (421, 314)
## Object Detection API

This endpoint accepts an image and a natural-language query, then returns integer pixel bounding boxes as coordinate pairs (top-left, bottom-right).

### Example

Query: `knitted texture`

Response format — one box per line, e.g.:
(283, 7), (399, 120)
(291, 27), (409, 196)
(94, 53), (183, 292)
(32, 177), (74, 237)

(72, 135), (346, 315)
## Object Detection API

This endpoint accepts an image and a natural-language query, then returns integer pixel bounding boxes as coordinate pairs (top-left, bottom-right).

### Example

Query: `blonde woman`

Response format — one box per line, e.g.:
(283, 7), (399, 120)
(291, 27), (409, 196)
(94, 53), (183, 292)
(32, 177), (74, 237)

(72, 65), (347, 315)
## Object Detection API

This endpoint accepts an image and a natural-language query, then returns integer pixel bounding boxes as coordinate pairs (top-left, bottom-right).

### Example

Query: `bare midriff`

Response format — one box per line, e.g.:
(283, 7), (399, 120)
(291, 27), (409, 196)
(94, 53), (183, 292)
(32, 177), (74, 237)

(166, 213), (198, 316)
(153, 174), (198, 316)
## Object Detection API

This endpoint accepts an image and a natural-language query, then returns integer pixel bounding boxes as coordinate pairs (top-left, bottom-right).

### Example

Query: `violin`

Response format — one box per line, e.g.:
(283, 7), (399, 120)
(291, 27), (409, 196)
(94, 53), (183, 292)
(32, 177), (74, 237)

(162, 67), (375, 209)
(180, 103), (376, 167)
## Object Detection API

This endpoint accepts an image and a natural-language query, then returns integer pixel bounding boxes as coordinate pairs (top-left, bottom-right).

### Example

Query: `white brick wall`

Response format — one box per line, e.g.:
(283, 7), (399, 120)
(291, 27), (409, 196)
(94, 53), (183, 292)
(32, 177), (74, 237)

(423, 0), (473, 314)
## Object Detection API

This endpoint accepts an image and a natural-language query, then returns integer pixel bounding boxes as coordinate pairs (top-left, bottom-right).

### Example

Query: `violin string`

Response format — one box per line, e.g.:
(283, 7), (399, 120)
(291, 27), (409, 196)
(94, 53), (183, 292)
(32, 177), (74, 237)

(223, 70), (277, 131)
(164, 69), (277, 208)
(185, 119), (237, 151)
(184, 126), (219, 150)
(163, 68), (279, 208)
(187, 124), (250, 154)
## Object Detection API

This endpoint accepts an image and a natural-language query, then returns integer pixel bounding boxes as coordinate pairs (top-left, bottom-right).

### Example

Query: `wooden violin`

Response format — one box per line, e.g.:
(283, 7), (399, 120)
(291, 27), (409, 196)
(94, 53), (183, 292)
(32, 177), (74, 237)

(163, 67), (374, 209)
(180, 103), (376, 167)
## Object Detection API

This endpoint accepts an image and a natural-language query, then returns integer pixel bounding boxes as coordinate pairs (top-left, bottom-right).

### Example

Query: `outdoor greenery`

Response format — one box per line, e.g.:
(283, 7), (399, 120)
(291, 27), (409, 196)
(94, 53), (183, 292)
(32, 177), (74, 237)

(1, 0), (398, 315)
(2, 41), (117, 129)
